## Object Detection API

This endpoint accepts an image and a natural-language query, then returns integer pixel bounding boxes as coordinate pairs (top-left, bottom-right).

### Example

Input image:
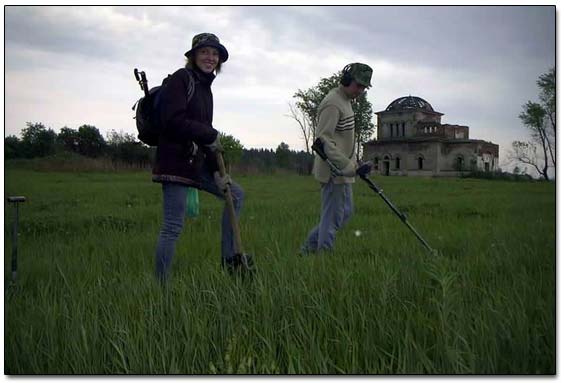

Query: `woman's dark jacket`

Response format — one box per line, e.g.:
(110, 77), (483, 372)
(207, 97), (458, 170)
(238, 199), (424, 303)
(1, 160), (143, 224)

(152, 66), (220, 187)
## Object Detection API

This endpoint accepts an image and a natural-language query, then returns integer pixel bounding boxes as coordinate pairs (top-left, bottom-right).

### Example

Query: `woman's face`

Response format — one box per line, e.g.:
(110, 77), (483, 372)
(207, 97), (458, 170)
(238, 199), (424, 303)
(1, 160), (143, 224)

(195, 46), (220, 73)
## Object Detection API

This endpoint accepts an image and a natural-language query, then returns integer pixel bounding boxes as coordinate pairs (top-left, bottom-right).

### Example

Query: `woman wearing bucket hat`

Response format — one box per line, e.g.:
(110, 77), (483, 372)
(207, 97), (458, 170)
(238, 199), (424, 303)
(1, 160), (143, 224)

(152, 32), (246, 281)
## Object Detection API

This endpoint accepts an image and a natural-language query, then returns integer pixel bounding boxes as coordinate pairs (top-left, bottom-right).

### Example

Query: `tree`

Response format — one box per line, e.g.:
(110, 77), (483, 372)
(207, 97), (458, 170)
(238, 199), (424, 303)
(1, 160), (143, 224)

(509, 68), (555, 180)
(520, 101), (549, 179)
(21, 122), (57, 158)
(106, 130), (138, 146)
(57, 126), (80, 153)
(235, 147), (313, 174)
(219, 133), (244, 172)
(537, 67), (555, 167)
(292, 72), (375, 160)
(352, 93), (375, 159)
(106, 129), (152, 168)
(510, 141), (546, 180)
(286, 102), (314, 154)
(275, 142), (291, 169)
(239, 148), (276, 173)
(5, 135), (23, 159)
(76, 125), (106, 158)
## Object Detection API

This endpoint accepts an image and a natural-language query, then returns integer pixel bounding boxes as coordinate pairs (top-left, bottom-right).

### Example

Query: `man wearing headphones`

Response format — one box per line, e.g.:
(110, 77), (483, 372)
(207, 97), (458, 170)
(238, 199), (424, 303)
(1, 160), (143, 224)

(301, 63), (374, 255)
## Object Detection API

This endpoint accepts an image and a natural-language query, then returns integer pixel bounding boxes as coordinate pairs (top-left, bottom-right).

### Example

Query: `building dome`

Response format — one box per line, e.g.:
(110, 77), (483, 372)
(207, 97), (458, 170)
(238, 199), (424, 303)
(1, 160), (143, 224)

(385, 96), (434, 112)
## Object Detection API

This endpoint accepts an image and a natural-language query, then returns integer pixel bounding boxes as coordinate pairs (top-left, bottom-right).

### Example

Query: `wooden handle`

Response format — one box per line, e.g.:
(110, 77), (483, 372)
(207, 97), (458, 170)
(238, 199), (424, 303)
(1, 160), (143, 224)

(216, 152), (244, 255)
(7, 196), (26, 203)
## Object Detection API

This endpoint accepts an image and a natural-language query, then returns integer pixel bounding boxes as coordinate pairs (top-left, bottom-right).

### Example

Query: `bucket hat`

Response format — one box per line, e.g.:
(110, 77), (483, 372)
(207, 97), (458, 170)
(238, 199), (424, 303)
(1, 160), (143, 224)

(184, 33), (229, 63)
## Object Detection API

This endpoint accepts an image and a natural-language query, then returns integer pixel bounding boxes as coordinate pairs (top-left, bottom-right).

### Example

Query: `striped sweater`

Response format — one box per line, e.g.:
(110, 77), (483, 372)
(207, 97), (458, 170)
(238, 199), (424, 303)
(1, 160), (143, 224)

(312, 86), (357, 184)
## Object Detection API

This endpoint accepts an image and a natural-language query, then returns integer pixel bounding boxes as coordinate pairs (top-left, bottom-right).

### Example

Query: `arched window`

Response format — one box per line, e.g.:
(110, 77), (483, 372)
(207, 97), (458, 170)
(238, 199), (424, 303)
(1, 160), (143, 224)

(483, 152), (492, 172)
(383, 155), (391, 176)
(418, 156), (424, 170)
(374, 157), (379, 170)
(456, 156), (464, 170)
(402, 122), (405, 136)
(395, 157), (401, 170)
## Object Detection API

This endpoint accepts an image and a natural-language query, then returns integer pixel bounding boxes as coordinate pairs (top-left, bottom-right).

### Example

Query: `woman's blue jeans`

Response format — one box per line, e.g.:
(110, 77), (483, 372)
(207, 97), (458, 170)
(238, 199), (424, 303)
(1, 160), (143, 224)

(155, 170), (244, 281)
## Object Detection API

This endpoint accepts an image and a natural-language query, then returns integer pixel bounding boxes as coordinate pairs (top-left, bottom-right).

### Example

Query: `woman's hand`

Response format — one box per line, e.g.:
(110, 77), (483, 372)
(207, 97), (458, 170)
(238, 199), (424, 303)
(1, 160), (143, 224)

(213, 171), (231, 192)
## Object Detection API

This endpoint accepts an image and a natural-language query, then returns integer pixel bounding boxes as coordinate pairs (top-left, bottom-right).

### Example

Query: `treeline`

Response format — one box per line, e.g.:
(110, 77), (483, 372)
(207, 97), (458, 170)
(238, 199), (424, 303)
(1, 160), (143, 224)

(240, 144), (313, 175)
(5, 123), (152, 168)
(5, 122), (314, 174)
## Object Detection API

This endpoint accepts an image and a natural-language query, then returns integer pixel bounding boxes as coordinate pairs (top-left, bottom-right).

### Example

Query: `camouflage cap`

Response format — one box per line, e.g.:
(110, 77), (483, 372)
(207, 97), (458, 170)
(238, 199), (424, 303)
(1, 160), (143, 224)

(185, 33), (229, 63)
(348, 63), (373, 87)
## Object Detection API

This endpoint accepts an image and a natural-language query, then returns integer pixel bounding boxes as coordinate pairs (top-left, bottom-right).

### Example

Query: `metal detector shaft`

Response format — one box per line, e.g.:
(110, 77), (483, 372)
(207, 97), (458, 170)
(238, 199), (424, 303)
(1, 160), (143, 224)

(359, 175), (434, 254)
(7, 196), (26, 282)
(11, 204), (18, 281)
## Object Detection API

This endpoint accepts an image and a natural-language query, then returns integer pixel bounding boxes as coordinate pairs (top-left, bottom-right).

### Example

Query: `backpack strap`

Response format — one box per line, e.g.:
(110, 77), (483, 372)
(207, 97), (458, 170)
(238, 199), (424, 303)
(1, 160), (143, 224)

(183, 68), (200, 156)
(184, 68), (196, 104)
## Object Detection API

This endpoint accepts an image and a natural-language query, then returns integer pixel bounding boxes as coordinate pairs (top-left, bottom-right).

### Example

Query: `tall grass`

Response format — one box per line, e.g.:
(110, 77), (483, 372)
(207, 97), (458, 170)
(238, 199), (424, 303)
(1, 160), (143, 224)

(4, 169), (555, 374)
(5, 152), (151, 172)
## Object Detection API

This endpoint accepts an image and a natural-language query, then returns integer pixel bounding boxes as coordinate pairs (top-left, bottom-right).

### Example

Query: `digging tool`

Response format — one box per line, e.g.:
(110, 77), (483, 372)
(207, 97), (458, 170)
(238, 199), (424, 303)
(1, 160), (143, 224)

(216, 152), (255, 274)
(7, 196), (26, 284)
(311, 138), (435, 255)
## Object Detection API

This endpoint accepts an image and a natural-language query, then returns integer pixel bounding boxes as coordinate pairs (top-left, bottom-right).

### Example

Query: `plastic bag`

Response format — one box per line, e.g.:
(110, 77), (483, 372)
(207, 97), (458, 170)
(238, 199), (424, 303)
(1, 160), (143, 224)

(185, 187), (199, 218)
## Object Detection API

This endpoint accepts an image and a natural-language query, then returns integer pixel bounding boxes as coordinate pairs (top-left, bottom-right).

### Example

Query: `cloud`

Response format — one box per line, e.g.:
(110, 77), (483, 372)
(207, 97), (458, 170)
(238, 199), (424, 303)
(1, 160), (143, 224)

(4, 5), (556, 161)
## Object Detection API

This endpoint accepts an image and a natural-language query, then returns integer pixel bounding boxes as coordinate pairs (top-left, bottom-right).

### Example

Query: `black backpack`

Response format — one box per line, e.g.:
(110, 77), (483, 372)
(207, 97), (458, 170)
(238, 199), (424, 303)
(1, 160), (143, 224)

(132, 68), (195, 146)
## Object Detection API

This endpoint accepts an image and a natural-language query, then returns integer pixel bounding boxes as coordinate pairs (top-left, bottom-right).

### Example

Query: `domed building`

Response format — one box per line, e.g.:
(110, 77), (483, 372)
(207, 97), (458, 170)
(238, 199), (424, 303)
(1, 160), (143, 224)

(363, 96), (499, 176)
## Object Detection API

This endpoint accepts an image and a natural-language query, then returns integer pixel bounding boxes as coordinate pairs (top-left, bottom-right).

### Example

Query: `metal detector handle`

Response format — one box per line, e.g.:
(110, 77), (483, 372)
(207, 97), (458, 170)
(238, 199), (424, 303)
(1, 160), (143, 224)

(216, 152), (244, 255)
(311, 138), (343, 176)
(311, 138), (327, 160)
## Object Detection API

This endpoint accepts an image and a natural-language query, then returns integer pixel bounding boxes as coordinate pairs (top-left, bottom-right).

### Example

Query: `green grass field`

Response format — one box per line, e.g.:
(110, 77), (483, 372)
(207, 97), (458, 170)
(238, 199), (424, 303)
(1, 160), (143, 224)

(4, 169), (556, 374)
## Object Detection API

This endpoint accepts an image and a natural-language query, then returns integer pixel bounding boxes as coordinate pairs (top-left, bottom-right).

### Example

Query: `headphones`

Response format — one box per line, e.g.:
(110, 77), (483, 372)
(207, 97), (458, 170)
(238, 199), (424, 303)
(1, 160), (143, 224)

(341, 64), (354, 86)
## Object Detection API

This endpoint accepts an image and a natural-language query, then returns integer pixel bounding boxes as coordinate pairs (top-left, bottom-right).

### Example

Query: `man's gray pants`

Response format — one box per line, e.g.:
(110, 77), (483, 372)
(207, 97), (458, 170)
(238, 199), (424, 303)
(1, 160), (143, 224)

(302, 179), (353, 253)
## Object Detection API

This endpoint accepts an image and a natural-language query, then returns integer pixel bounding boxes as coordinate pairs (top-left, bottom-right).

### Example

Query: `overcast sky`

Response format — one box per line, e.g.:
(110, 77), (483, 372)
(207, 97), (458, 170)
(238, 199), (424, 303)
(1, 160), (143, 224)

(4, 5), (556, 168)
